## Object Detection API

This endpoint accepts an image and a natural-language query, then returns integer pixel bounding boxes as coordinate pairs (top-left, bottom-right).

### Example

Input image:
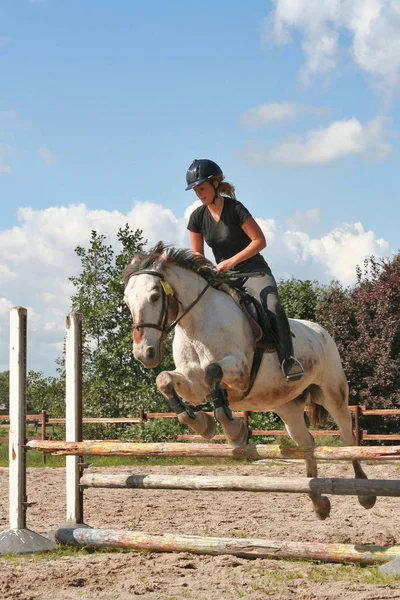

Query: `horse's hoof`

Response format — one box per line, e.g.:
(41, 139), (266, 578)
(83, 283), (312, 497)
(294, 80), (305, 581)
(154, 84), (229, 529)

(177, 410), (216, 439)
(315, 496), (331, 520)
(226, 420), (249, 449)
(196, 411), (217, 440)
(358, 495), (377, 510)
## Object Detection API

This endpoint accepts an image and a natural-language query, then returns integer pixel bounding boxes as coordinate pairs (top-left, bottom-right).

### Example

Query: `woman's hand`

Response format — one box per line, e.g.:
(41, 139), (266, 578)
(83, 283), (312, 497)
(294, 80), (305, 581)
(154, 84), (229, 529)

(216, 258), (237, 272)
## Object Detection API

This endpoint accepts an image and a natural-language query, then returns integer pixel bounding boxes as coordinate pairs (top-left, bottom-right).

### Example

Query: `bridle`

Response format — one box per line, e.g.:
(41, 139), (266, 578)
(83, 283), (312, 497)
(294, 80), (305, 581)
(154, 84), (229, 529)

(127, 269), (211, 339)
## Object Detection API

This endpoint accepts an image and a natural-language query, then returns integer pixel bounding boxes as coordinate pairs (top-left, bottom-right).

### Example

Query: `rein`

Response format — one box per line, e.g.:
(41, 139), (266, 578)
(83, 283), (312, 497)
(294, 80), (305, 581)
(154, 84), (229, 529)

(128, 269), (211, 338)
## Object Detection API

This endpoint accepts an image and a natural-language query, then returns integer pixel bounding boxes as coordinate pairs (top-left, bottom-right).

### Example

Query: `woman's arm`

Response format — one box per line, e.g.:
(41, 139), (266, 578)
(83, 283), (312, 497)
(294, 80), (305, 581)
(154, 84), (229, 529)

(189, 231), (205, 257)
(216, 217), (266, 272)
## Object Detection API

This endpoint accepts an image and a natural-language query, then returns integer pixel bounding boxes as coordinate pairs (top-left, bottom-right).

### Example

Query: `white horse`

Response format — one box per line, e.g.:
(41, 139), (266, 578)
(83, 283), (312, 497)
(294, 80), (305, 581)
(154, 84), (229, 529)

(123, 242), (376, 519)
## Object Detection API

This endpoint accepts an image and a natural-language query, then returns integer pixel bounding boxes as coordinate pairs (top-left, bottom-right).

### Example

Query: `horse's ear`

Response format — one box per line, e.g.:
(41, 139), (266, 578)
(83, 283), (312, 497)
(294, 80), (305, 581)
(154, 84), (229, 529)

(129, 254), (143, 268)
(122, 253), (143, 287)
(159, 249), (169, 265)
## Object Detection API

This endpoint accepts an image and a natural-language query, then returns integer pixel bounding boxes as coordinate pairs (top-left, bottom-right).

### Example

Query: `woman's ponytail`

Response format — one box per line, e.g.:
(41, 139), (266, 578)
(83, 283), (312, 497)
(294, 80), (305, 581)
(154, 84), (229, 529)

(218, 180), (236, 199)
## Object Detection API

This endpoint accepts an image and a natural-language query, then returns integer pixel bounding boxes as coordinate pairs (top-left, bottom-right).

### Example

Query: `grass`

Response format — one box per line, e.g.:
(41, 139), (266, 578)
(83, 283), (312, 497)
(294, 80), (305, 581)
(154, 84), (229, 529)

(0, 545), (134, 563)
(242, 560), (400, 592)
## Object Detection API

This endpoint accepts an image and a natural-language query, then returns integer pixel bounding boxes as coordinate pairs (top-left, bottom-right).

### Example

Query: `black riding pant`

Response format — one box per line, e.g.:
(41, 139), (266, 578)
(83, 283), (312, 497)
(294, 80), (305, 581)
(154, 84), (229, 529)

(243, 270), (294, 362)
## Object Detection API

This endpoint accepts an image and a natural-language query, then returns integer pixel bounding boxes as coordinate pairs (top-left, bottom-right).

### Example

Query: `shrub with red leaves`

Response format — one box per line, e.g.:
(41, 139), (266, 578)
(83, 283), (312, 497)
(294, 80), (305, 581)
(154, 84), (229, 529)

(317, 255), (400, 434)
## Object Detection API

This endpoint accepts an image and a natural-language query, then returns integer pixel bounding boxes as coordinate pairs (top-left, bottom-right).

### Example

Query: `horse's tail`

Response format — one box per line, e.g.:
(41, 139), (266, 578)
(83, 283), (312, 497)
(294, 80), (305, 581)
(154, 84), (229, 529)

(306, 384), (329, 428)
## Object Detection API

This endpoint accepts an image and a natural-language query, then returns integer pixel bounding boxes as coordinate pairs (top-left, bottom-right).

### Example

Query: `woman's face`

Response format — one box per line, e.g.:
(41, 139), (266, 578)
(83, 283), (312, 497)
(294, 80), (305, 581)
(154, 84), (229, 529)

(193, 181), (216, 205)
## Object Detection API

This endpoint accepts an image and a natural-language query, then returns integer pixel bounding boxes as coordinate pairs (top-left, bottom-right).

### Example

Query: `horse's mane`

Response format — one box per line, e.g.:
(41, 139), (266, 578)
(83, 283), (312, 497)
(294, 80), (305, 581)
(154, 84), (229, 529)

(123, 241), (225, 287)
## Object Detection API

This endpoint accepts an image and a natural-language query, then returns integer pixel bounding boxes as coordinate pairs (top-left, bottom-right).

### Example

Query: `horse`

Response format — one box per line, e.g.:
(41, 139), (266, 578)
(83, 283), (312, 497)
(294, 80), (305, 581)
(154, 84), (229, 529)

(123, 241), (376, 519)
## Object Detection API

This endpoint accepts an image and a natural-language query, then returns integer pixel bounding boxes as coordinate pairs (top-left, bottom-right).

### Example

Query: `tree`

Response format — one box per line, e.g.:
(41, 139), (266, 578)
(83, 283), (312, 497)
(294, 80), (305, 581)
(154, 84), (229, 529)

(27, 370), (65, 416)
(0, 371), (9, 410)
(317, 255), (400, 421)
(69, 225), (174, 418)
(278, 278), (324, 321)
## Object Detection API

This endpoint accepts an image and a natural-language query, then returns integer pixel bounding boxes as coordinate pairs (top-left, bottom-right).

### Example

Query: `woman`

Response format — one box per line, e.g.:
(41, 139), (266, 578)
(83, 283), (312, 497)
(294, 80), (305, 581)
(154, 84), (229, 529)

(186, 158), (304, 381)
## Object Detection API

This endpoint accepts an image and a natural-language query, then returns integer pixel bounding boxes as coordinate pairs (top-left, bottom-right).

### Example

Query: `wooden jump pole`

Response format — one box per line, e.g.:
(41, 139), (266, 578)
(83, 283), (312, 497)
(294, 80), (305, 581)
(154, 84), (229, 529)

(27, 439), (400, 461)
(55, 527), (400, 566)
(79, 472), (400, 497)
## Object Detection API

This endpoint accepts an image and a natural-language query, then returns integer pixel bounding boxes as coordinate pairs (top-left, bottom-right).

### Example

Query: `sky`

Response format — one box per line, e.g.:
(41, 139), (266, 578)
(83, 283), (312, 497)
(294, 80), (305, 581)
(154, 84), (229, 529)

(0, 0), (399, 375)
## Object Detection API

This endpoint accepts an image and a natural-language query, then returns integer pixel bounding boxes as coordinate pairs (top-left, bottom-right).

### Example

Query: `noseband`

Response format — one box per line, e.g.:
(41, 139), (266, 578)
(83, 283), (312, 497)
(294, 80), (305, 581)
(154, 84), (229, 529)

(127, 269), (211, 339)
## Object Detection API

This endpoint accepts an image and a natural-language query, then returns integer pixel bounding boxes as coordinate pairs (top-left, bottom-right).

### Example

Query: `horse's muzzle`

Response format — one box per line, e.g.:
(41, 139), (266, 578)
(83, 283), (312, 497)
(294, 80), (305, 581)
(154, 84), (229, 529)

(133, 343), (161, 369)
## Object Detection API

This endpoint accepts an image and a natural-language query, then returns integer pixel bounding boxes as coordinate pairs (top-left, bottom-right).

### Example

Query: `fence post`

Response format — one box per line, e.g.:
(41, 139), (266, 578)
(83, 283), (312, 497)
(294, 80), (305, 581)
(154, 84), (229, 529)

(0, 307), (55, 554)
(354, 405), (361, 446)
(41, 409), (47, 465)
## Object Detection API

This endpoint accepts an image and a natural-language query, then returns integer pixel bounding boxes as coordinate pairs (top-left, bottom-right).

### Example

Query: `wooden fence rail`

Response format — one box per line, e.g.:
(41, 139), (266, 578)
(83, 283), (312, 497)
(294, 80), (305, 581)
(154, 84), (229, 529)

(1, 405), (400, 446)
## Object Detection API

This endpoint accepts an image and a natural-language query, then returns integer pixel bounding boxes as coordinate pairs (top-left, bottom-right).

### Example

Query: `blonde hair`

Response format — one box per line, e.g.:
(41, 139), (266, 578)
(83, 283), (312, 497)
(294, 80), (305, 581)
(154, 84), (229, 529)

(216, 178), (236, 199)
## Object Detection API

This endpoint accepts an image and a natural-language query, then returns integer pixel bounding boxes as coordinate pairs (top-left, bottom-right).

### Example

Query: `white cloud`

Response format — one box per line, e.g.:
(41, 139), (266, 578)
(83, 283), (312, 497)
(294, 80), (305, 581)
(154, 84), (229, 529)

(0, 165), (11, 175)
(0, 201), (193, 373)
(184, 199), (201, 221)
(239, 102), (329, 126)
(287, 208), (320, 231)
(37, 146), (55, 165)
(262, 0), (400, 89)
(258, 220), (392, 285)
(238, 116), (391, 166)
(0, 201), (393, 374)
(1, 143), (13, 174)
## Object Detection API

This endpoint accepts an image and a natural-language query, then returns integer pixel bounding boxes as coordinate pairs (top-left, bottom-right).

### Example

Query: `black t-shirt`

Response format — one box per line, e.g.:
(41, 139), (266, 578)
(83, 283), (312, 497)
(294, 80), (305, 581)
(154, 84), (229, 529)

(187, 197), (269, 273)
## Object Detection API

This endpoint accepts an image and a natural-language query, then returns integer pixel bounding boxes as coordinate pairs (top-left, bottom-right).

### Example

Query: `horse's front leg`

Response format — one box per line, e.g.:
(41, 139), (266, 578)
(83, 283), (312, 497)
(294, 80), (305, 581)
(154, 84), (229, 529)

(205, 354), (250, 448)
(156, 370), (216, 439)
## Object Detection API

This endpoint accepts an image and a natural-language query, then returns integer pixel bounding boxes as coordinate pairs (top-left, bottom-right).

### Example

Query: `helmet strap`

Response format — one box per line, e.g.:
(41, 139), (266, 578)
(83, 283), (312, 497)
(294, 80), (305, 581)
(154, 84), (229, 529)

(210, 180), (219, 204)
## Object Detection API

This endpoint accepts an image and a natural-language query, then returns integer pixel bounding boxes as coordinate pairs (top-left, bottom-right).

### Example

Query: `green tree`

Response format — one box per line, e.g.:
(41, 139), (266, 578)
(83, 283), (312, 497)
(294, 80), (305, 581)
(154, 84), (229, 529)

(69, 225), (174, 418)
(0, 371), (9, 410)
(27, 370), (65, 416)
(278, 278), (324, 321)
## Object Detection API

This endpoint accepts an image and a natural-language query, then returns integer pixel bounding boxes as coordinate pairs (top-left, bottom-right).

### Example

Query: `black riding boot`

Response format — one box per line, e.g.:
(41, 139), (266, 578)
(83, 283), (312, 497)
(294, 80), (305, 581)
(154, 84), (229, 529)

(270, 310), (305, 382)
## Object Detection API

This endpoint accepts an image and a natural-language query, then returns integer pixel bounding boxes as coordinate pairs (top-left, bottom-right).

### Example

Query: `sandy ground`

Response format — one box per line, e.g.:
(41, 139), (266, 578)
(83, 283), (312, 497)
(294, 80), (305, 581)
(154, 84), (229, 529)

(1, 460), (400, 600)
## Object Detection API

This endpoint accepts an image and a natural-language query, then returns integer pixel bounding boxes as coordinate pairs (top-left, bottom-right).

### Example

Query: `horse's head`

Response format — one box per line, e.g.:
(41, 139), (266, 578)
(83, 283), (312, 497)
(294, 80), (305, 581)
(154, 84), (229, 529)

(123, 264), (177, 368)
(123, 242), (217, 368)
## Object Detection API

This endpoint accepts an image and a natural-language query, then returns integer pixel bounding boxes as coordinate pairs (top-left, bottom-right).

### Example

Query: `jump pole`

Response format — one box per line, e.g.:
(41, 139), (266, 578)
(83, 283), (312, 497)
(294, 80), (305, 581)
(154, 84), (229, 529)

(27, 440), (400, 461)
(0, 307), (55, 554)
(55, 528), (400, 566)
(79, 472), (400, 497)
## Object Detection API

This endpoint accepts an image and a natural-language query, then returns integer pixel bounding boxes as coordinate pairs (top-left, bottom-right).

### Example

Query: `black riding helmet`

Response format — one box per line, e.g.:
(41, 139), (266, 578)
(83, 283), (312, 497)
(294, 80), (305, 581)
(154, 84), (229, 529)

(185, 159), (223, 191)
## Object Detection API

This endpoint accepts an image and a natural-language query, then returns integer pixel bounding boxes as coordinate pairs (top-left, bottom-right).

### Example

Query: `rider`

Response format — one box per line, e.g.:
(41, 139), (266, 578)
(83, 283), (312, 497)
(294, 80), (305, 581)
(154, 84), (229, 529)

(186, 158), (304, 382)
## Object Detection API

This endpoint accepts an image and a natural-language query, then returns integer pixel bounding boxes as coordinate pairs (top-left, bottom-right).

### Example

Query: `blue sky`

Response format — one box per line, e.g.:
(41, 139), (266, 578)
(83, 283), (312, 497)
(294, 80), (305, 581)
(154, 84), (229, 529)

(0, 0), (399, 374)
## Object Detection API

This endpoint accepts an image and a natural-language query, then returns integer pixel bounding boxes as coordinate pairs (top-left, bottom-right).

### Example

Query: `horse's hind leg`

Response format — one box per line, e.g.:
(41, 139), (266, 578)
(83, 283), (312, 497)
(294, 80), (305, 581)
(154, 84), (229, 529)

(316, 382), (376, 510)
(274, 397), (331, 520)
(204, 362), (249, 448)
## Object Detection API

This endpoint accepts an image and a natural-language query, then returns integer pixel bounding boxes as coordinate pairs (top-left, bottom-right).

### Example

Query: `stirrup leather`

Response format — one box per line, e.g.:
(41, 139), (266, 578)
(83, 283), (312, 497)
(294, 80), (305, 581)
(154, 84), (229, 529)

(281, 355), (305, 382)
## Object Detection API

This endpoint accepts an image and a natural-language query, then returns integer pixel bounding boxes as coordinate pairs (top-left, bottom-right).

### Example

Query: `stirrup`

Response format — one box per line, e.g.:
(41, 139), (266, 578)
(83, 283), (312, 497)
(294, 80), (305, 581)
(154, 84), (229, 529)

(281, 356), (305, 382)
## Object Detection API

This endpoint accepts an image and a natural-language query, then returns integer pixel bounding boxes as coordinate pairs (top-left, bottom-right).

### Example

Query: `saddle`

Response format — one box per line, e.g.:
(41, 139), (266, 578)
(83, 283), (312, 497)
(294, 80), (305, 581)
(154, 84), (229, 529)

(225, 285), (276, 353)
